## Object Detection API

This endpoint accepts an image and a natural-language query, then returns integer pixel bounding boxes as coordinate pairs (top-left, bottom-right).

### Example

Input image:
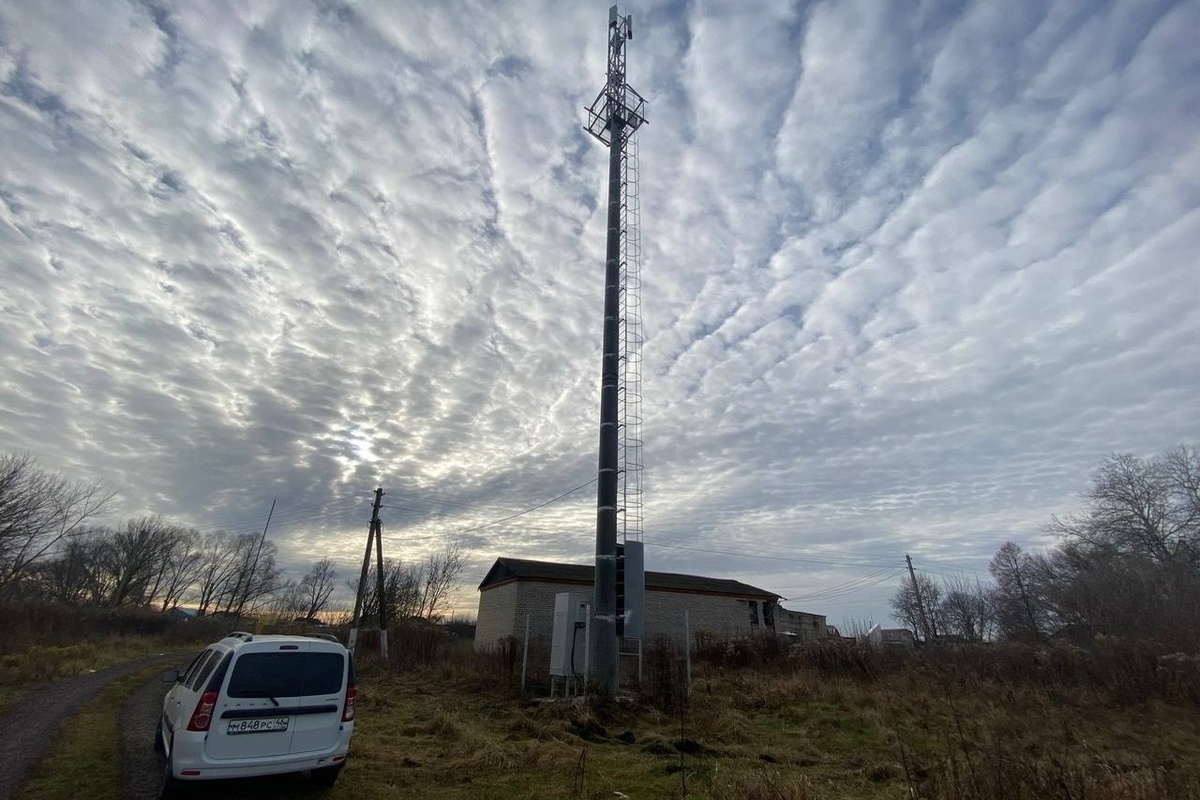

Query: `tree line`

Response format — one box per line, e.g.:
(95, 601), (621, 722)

(0, 451), (468, 622)
(891, 445), (1200, 649)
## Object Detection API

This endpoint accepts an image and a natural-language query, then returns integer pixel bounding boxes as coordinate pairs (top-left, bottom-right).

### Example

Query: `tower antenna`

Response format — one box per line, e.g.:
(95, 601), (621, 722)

(585, 4), (647, 699)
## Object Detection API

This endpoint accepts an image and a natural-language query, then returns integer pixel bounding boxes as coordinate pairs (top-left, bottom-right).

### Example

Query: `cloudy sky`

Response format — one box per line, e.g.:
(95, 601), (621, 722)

(1, 0), (1197, 624)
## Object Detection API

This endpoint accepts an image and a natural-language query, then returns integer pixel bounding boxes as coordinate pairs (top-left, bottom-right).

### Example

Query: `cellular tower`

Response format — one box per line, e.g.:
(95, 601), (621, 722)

(585, 5), (647, 697)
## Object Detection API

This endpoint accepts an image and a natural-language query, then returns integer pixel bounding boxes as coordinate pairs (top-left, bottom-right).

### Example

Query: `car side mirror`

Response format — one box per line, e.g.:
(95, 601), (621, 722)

(161, 669), (181, 683)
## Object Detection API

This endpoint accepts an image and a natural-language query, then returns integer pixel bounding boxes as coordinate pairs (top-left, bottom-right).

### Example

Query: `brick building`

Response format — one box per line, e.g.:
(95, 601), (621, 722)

(475, 557), (804, 650)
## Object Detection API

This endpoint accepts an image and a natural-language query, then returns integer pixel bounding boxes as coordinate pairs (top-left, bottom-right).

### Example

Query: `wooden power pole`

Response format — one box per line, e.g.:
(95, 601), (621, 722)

(905, 553), (934, 644)
(373, 492), (388, 660)
(348, 488), (385, 656)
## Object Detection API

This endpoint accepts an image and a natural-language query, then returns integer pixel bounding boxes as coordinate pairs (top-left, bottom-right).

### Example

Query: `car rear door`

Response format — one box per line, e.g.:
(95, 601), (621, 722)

(286, 643), (348, 755)
(204, 642), (347, 761)
(204, 643), (306, 761)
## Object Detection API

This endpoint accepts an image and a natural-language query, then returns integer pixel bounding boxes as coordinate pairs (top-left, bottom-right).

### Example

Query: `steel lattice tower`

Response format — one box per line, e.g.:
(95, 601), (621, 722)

(585, 4), (647, 698)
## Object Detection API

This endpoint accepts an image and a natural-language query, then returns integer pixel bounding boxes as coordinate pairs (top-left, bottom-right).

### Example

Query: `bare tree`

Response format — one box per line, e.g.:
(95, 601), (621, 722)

(192, 532), (245, 616)
(351, 558), (420, 623)
(230, 542), (283, 615)
(889, 572), (942, 641)
(0, 452), (115, 592)
(988, 541), (1049, 641)
(416, 541), (469, 621)
(1051, 448), (1200, 567)
(268, 579), (302, 617)
(938, 575), (994, 641)
(350, 542), (471, 624)
(34, 527), (111, 605)
(296, 558), (338, 620)
(105, 516), (181, 606)
(1162, 445), (1200, 540)
(149, 526), (203, 611)
(1038, 446), (1200, 647)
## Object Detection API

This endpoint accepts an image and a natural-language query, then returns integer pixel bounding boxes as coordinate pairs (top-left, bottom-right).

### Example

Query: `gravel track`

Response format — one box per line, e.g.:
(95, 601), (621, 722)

(0, 654), (180, 800)
(4, 653), (339, 800)
(121, 667), (175, 800)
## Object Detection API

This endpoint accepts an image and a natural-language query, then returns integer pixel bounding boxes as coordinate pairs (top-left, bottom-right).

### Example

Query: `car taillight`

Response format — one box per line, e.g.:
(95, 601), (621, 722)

(187, 691), (218, 731)
(341, 685), (357, 722)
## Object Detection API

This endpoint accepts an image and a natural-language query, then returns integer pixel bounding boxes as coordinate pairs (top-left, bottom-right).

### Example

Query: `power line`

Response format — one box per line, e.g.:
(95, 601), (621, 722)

(378, 478), (597, 543)
(776, 566), (906, 603)
(780, 574), (905, 604)
(642, 538), (904, 570)
(187, 495), (368, 533)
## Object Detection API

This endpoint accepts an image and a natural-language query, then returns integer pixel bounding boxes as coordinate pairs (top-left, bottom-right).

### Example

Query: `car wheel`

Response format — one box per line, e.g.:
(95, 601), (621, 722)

(159, 736), (180, 800)
(310, 763), (344, 788)
(153, 719), (164, 753)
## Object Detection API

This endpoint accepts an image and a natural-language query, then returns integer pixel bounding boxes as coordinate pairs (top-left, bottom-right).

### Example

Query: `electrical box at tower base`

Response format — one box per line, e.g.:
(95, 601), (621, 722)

(622, 540), (646, 639)
(549, 592), (591, 678)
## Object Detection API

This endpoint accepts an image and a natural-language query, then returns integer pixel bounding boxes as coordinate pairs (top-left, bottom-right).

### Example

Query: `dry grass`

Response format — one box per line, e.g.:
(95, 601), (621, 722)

(332, 637), (1200, 800)
(5, 605), (1198, 799)
(0, 603), (227, 713)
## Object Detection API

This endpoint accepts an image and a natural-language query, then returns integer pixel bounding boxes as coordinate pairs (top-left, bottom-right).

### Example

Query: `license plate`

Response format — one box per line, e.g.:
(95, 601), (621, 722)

(227, 717), (290, 735)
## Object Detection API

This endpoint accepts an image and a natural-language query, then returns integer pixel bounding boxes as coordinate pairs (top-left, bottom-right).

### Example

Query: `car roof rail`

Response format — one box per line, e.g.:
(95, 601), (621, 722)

(309, 633), (341, 643)
(225, 631), (254, 641)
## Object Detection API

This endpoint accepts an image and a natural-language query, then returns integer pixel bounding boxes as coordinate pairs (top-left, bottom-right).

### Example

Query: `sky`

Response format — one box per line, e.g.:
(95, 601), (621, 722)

(1, 0), (1197, 626)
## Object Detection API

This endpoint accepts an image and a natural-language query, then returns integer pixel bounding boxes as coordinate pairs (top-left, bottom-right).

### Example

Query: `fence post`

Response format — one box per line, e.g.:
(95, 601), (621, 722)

(684, 610), (692, 699)
(583, 604), (592, 691)
(521, 613), (530, 694)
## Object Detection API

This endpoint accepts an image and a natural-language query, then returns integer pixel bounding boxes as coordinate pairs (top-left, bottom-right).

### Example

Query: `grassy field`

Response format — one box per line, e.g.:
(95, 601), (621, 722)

(0, 637), (179, 714)
(3, 611), (1198, 800)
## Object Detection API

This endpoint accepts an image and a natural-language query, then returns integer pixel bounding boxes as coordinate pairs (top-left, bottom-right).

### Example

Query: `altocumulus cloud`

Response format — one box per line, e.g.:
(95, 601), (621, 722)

(0, 0), (1197, 622)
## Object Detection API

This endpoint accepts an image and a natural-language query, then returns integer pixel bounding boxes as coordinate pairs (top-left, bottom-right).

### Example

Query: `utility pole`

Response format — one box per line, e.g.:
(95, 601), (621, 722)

(905, 553), (934, 644)
(348, 488), (384, 655)
(585, 3), (647, 700)
(373, 494), (388, 660)
(232, 498), (275, 620)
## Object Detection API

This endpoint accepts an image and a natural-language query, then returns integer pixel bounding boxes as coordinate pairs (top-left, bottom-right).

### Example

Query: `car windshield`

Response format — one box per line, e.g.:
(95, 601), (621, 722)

(226, 652), (344, 698)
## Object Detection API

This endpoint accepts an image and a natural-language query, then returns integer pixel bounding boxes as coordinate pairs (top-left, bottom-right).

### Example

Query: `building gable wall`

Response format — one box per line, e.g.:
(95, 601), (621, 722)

(474, 580), (518, 649)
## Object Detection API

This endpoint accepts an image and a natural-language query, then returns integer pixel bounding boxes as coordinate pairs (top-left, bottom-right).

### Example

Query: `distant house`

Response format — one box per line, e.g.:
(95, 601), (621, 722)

(866, 624), (916, 649)
(475, 557), (794, 650)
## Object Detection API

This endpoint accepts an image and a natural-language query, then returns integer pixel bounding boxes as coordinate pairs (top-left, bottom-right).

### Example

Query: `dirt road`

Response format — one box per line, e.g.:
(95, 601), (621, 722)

(120, 666), (176, 800)
(3, 653), (341, 800)
(0, 654), (179, 800)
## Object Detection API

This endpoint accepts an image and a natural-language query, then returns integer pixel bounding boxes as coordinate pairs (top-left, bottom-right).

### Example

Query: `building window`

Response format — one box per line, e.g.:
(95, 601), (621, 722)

(763, 600), (775, 628)
(749, 600), (759, 626)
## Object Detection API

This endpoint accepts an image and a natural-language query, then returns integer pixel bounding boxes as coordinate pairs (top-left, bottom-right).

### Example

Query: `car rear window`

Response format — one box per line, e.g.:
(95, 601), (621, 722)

(178, 649), (208, 686)
(188, 649), (223, 691)
(227, 652), (345, 698)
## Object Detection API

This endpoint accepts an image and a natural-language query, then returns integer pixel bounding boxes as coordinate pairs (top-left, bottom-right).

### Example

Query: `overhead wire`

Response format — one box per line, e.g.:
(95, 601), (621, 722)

(641, 538), (905, 570)
(375, 477), (597, 544)
(187, 495), (368, 534)
(779, 567), (907, 603)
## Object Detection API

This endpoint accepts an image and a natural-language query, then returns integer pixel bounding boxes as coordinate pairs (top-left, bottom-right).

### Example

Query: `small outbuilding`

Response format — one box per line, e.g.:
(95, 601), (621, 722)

(866, 624), (916, 649)
(773, 607), (828, 642)
(475, 556), (796, 650)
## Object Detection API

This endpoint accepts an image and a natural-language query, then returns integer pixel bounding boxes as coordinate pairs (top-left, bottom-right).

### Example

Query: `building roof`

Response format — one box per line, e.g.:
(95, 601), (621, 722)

(477, 556), (779, 599)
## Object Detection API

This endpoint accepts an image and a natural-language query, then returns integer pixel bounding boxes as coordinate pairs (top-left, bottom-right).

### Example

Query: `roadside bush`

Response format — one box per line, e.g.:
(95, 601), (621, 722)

(693, 632), (787, 670)
(791, 638), (890, 681)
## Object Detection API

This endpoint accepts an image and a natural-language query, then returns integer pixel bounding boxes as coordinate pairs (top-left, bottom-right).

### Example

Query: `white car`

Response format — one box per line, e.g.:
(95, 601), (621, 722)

(157, 631), (356, 792)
